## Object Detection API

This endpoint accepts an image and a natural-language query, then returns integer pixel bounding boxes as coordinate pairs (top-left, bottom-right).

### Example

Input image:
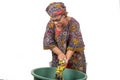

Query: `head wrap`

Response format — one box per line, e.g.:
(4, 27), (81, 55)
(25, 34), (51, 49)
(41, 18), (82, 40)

(46, 2), (66, 17)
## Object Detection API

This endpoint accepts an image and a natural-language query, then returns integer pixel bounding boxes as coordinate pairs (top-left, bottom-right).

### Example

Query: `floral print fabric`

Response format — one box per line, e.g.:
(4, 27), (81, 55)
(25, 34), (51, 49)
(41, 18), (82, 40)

(43, 17), (86, 73)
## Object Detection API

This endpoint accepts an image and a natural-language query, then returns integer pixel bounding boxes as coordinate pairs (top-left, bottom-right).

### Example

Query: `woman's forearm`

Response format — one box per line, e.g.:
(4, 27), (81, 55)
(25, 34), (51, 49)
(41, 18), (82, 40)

(51, 46), (63, 55)
(66, 50), (74, 61)
(51, 46), (66, 60)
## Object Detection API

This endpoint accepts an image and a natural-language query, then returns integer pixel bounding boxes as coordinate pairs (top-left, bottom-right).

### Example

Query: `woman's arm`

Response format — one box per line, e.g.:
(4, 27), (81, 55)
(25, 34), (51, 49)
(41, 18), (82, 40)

(66, 50), (74, 63)
(51, 46), (66, 60)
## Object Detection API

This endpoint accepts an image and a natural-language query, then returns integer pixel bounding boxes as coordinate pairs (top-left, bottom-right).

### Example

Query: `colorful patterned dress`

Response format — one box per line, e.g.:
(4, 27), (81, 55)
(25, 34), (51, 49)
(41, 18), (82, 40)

(43, 17), (86, 73)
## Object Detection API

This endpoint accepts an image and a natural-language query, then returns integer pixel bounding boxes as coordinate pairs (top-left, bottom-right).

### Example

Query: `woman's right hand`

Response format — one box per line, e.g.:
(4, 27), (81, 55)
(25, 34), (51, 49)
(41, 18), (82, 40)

(57, 53), (66, 61)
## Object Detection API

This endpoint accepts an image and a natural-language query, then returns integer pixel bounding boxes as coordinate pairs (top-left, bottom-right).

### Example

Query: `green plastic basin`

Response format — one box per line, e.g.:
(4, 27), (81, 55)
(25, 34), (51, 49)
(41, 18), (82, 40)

(31, 67), (87, 80)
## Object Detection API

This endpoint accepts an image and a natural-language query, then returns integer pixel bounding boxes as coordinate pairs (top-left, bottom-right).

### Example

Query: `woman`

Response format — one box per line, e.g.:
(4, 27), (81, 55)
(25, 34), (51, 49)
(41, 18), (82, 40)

(43, 2), (86, 73)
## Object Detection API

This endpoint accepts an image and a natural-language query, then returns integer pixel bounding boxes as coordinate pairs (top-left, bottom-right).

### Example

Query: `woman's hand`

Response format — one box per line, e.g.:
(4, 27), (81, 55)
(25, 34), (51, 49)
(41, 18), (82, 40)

(58, 53), (66, 61)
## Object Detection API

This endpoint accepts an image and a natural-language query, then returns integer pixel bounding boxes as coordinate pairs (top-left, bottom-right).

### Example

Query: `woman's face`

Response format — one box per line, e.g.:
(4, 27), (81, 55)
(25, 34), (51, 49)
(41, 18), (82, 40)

(51, 15), (65, 27)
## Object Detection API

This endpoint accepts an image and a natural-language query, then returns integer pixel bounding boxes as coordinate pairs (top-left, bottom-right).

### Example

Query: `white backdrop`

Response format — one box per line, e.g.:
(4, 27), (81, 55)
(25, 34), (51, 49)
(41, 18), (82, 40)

(0, 0), (120, 80)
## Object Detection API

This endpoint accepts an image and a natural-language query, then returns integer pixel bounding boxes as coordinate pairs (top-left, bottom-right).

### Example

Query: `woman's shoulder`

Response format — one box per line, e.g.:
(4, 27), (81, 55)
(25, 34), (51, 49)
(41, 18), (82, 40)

(68, 17), (80, 27)
(46, 20), (55, 29)
(70, 17), (79, 23)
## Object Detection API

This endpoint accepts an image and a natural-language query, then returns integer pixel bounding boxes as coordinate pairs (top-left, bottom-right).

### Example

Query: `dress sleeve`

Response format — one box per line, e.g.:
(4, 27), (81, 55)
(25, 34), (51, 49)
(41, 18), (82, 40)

(43, 21), (56, 50)
(67, 21), (85, 52)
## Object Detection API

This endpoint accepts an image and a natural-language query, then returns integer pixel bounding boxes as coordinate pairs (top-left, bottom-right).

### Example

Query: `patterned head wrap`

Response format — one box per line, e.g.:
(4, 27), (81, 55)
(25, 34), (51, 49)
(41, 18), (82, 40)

(46, 2), (66, 17)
